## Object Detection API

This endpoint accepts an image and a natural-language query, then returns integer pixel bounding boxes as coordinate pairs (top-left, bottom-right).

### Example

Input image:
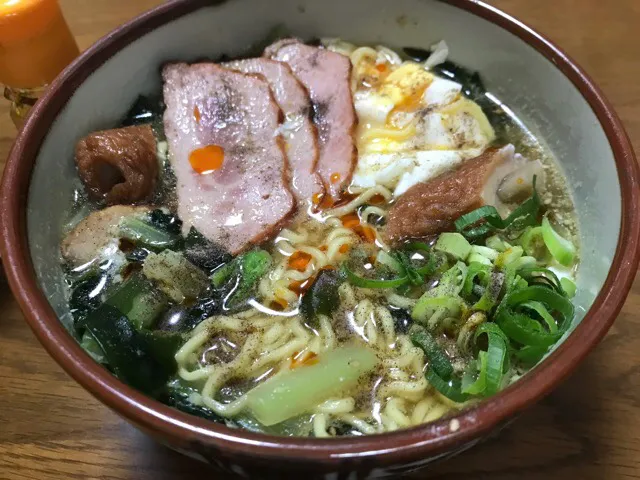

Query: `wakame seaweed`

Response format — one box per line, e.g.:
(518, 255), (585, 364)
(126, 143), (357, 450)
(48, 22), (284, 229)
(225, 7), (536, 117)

(184, 227), (232, 272)
(121, 95), (165, 138)
(82, 304), (177, 395)
(300, 269), (343, 326)
(69, 271), (109, 329)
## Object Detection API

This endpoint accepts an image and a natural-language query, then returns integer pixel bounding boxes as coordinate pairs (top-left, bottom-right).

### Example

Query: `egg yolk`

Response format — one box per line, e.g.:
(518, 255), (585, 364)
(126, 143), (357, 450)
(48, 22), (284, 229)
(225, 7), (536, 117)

(189, 145), (224, 174)
(379, 63), (433, 110)
(330, 173), (341, 184)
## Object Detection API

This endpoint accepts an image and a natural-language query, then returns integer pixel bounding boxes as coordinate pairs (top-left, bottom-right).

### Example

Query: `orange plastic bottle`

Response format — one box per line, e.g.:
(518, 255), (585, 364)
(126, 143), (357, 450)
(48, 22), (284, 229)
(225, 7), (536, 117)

(0, 0), (79, 127)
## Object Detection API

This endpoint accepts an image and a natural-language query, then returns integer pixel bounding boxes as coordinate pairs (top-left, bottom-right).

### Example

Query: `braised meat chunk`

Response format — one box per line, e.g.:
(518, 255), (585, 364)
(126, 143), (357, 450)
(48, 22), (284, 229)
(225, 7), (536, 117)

(75, 125), (158, 205)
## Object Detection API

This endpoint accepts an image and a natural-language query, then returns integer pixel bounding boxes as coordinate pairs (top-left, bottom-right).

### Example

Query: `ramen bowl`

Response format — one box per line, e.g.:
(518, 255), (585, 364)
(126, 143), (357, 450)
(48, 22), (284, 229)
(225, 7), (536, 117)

(1, 0), (638, 478)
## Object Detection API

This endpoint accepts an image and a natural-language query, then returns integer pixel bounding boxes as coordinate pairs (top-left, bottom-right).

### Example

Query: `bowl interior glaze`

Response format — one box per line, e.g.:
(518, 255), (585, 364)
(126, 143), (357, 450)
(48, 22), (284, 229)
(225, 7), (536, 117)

(3, 0), (637, 475)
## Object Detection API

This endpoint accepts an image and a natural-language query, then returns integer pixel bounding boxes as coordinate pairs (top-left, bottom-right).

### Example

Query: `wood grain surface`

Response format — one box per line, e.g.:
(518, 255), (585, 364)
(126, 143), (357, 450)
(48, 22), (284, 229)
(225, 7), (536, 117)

(1, 1), (639, 479)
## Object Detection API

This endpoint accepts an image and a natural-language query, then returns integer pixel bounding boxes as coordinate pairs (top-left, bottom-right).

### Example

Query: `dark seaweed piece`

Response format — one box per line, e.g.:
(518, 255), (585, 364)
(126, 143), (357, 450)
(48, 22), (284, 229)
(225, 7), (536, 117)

(156, 296), (223, 333)
(300, 269), (343, 326)
(402, 46), (433, 62)
(121, 95), (165, 138)
(140, 330), (185, 373)
(160, 382), (227, 424)
(149, 209), (183, 235)
(328, 420), (360, 437)
(81, 304), (175, 395)
(357, 204), (386, 227)
(125, 247), (151, 263)
(184, 227), (232, 272)
(69, 273), (109, 329)
(389, 307), (414, 334)
(233, 414), (314, 437)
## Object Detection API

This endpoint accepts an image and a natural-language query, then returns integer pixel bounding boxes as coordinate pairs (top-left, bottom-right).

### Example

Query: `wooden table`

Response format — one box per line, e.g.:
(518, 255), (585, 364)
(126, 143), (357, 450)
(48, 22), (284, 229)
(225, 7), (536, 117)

(1, 1), (639, 478)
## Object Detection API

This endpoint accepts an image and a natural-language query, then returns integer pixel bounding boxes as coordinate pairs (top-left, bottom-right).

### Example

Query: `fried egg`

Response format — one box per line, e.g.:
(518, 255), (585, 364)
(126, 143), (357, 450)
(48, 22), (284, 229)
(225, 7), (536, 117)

(349, 48), (495, 195)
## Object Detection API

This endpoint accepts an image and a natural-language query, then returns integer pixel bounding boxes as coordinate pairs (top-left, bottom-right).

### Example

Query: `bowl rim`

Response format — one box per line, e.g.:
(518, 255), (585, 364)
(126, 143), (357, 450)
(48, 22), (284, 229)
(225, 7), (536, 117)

(1, 0), (638, 466)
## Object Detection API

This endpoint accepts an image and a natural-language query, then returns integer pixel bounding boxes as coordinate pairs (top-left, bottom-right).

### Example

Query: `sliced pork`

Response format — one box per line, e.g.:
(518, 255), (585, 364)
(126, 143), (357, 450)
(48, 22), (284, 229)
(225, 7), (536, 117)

(75, 124), (158, 205)
(162, 63), (296, 254)
(385, 146), (513, 244)
(224, 58), (323, 205)
(266, 40), (357, 200)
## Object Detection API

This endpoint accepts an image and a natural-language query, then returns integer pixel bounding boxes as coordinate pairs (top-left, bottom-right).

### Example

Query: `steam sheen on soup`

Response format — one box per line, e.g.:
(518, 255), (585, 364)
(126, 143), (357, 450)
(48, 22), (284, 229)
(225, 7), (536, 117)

(61, 38), (579, 437)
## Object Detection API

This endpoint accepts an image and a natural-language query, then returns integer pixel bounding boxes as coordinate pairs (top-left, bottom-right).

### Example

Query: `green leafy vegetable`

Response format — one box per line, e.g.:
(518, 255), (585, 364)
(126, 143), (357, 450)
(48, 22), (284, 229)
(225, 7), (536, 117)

(119, 216), (181, 251)
(105, 272), (168, 330)
(69, 271), (109, 328)
(161, 382), (226, 423)
(211, 249), (272, 309)
(80, 331), (106, 364)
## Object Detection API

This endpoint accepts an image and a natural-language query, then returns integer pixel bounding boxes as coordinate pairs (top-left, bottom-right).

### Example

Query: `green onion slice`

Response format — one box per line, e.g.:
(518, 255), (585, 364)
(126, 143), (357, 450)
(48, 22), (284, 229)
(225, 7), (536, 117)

(473, 271), (504, 312)
(520, 300), (558, 334)
(515, 344), (549, 367)
(342, 263), (408, 289)
(517, 267), (565, 295)
(463, 262), (491, 298)
(541, 216), (576, 267)
(495, 285), (574, 346)
(409, 325), (453, 379)
(560, 277), (577, 298)
(412, 295), (466, 325)
(462, 351), (488, 395)
(473, 323), (509, 395)
(425, 368), (470, 403)
(455, 177), (540, 240)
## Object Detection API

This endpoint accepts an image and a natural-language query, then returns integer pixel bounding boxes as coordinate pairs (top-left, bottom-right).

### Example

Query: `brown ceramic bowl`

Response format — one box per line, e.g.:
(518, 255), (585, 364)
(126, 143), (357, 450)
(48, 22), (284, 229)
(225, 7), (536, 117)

(1, 0), (639, 478)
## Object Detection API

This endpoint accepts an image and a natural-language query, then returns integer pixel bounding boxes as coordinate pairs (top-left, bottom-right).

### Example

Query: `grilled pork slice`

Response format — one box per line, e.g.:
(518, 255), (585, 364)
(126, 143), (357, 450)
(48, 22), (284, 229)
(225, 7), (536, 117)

(224, 58), (323, 204)
(162, 63), (296, 254)
(385, 146), (513, 244)
(266, 40), (357, 200)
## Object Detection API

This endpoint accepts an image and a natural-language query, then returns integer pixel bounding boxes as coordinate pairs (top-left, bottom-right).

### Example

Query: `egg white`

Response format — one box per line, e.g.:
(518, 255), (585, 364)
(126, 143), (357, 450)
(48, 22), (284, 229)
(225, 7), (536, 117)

(351, 52), (495, 195)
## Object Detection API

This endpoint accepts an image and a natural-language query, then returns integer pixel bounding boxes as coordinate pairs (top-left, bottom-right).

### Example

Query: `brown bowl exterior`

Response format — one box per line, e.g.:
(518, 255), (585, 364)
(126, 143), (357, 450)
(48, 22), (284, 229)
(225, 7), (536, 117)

(1, 0), (639, 478)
